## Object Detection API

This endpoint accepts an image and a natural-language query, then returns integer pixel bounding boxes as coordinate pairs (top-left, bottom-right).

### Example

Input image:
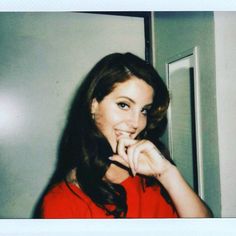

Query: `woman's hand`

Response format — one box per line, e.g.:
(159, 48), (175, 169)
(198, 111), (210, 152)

(109, 137), (213, 217)
(110, 137), (172, 179)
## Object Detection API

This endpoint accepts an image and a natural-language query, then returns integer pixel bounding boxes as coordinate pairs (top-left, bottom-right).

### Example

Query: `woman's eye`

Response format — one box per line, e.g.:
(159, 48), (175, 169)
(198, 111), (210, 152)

(141, 108), (149, 116)
(117, 102), (129, 110)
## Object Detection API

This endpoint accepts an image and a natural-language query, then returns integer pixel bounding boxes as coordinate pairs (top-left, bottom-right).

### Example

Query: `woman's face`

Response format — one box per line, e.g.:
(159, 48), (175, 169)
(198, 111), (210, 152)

(91, 76), (154, 152)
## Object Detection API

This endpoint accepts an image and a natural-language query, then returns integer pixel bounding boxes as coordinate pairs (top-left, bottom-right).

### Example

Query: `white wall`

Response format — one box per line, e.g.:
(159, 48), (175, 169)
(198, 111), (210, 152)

(0, 12), (145, 218)
(214, 12), (236, 217)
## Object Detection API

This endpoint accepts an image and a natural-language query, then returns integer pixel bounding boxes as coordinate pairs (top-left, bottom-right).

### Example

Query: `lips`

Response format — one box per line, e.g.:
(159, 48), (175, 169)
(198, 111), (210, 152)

(114, 129), (135, 139)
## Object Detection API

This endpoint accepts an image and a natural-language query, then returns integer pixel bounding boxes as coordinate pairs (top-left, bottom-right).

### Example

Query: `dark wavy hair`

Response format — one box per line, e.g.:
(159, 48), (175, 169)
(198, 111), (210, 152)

(40, 52), (172, 218)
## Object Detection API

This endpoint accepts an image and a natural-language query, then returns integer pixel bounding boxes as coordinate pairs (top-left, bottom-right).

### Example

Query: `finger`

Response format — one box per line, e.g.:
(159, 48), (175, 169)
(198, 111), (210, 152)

(133, 140), (155, 157)
(130, 140), (155, 172)
(126, 145), (136, 176)
(133, 140), (167, 173)
(125, 139), (145, 171)
(133, 145), (140, 172)
(116, 138), (137, 161)
(116, 138), (138, 176)
(108, 155), (130, 168)
(116, 138), (127, 161)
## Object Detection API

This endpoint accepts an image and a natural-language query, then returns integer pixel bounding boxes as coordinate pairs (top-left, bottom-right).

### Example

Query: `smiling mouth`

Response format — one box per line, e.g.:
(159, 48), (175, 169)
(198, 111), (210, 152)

(115, 130), (135, 139)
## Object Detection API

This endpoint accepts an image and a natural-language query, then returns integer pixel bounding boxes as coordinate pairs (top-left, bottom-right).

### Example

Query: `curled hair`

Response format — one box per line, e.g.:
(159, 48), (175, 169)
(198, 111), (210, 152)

(48, 53), (170, 217)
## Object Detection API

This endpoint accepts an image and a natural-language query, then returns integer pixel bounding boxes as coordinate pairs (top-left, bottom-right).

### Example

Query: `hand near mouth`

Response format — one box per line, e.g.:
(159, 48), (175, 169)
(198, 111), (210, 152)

(115, 129), (135, 140)
(110, 137), (172, 180)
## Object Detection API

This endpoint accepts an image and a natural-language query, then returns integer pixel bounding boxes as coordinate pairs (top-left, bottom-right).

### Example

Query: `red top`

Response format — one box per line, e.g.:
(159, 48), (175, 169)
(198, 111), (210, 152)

(41, 176), (177, 218)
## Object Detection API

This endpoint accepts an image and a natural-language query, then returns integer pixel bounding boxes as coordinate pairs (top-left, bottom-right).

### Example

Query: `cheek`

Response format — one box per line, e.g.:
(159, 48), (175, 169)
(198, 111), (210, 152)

(94, 113), (106, 131)
(97, 105), (122, 126)
(138, 117), (147, 132)
(95, 108), (117, 132)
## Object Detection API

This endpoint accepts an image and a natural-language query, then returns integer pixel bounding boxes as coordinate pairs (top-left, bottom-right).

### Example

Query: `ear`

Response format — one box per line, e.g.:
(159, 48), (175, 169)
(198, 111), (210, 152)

(91, 98), (98, 114)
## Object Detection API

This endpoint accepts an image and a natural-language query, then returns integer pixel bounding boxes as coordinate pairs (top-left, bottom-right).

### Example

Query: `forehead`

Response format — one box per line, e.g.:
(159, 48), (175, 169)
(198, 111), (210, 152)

(109, 76), (154, 103)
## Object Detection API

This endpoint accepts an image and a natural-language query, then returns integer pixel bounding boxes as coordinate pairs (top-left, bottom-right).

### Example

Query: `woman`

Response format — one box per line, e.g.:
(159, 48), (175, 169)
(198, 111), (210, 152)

(40, 52), (212, 218)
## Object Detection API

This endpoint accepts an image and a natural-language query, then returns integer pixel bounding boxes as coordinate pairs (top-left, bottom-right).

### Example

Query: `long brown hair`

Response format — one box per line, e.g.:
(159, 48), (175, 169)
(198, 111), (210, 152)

(47, 52), (170, 217)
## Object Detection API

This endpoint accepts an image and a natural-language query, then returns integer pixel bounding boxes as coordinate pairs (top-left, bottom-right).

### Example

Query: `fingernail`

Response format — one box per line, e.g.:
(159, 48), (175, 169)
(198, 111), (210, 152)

(108, 156), (114, 160)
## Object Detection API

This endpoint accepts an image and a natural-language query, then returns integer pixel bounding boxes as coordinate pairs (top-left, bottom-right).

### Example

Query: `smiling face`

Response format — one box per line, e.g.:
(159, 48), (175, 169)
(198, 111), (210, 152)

(91, 76), (154, 152)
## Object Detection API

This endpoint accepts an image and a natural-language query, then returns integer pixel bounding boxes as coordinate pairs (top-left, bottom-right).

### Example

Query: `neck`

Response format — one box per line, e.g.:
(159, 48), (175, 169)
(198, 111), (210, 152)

(66, 168), (80, 188)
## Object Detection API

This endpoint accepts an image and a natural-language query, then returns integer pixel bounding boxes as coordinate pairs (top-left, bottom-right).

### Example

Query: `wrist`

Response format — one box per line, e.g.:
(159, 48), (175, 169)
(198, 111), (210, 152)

(154, 162), (178, 184)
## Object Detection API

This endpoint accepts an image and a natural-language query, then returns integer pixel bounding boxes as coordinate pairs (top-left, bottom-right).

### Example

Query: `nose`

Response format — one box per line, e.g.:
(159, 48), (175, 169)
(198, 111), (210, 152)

(128, 110), (140, 129)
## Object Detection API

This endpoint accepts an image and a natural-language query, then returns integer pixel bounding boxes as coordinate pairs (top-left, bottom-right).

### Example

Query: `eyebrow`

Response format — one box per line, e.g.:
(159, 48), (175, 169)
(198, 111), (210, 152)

(118, 96), (153, 107)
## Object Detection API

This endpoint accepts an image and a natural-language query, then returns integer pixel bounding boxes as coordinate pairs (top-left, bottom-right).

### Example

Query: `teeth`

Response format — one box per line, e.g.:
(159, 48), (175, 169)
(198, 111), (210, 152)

(120, 131), (129, 136)
(115, 130), (132, 138)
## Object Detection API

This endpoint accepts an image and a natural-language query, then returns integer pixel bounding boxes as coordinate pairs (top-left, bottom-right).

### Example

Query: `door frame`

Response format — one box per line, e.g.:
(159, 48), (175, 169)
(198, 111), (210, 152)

(165, 47), (205, 199)
(83, 12), (152, 62)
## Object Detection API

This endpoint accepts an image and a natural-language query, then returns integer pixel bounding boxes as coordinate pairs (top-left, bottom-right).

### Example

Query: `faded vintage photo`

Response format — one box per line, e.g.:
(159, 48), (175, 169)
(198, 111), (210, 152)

(0, 12), (235, 220)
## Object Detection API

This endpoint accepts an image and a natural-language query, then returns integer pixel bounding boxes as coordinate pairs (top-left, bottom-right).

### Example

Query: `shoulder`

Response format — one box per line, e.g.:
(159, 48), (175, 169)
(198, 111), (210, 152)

(41, 181), (92, 218)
